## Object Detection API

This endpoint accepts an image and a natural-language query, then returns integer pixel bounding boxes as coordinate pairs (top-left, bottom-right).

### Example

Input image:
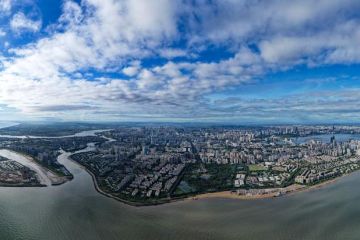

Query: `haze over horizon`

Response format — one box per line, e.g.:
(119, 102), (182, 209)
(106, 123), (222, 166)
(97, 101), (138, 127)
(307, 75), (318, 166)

(0, 0), (360, 123)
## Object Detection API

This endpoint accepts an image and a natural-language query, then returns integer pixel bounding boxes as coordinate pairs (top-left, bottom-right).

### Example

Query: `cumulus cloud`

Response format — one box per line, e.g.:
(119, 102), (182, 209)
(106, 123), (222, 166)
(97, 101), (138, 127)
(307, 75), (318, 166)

(122, 61), (141, 76)
(159, 48), (188, 59)
(0, 0), (360, 122)
(59, 0), (83, 26)
(184, 0), (360, 65)
(10, 12), (42, 33)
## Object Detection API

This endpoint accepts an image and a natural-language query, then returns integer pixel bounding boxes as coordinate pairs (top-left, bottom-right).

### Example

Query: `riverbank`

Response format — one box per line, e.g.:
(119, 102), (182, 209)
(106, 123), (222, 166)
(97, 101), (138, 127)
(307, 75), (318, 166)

(14, 151), (71, 186)
(0, 149), (70, 186)
(69, 151), (358, 206)
(41, 129), (360, 207)
(0, 129), (113, 139)
(68, 154), (160, 206)
(0, 183), (45, 187)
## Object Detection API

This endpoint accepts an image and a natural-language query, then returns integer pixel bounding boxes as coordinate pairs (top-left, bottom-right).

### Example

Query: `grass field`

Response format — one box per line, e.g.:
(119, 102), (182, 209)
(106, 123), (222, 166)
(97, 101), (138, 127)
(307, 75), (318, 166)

(248, 164), (268, 172)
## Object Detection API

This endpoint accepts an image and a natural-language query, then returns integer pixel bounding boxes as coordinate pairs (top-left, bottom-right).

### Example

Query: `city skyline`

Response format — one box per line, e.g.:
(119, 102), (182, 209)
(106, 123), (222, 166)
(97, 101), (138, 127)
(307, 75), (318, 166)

(0, 0), (360, 123)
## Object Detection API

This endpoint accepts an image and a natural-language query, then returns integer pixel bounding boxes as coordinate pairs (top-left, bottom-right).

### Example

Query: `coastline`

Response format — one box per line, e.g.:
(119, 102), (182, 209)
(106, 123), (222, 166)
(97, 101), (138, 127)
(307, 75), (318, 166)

(1, 145), (355, 206)
(68, 150), (358, 206)
(186, 173), (352, 201)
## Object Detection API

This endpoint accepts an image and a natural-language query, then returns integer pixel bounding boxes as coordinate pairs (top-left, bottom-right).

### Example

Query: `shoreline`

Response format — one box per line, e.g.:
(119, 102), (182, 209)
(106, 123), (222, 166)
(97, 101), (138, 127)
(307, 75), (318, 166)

(0, 128), (113, 139)
(2, 129), (355, 206)
(68, 151), (358, 206)
(68, 154), (188, 207)
(2, 145), (356, 206)
(186, 172), (352, 201)
(0, 149), (70, 186)
(13, 150), (71, 186)
(68, 155), (150, 206)
(0, 183), (46, 187)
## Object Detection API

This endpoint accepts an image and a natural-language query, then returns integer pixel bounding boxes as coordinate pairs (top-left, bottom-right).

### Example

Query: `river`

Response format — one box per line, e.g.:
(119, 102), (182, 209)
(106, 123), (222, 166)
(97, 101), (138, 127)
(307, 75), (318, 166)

(0, 129), (111, 139)
(293, 133), (360, 144)
(0, 131), (359, 239)
(0, 122), (18, 130)
(0, 149), (52, 186)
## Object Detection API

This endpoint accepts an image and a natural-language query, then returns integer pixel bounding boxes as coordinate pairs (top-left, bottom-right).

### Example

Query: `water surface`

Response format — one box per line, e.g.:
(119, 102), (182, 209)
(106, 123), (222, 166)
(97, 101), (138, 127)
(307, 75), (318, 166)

(0, 131), (359, 239)
(293, 133), (360, 144)
(0, 129), (110, 139)
(0, 122), (18, 130)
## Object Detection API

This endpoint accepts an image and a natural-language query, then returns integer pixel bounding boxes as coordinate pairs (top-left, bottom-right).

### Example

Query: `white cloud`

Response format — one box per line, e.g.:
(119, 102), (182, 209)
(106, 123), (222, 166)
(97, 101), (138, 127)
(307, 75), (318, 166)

(122, 61), (141, 77)
(59, 0), (83, 25)
(10, 12), (42, 33)
(159, 48), (188, 59)
(122, 0), (177, 39)
(0, 0), (11, 13)
(0, 0), (360, 121)
(185, 0), (360, 65)
(0, 28), (6, 37)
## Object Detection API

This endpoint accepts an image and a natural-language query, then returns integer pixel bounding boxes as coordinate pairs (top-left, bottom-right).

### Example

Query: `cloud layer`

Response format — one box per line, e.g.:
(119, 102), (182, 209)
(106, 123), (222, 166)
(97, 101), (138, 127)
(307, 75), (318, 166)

(0, 0), (360, 122)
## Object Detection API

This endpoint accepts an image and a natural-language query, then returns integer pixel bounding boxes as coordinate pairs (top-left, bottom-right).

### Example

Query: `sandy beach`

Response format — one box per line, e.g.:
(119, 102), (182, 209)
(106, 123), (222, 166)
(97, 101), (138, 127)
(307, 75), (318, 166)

(68, 148), (358, 206)
(17, 151), (70, 186)
(186, 173), (352, 201)
(0, 149), (69, 186)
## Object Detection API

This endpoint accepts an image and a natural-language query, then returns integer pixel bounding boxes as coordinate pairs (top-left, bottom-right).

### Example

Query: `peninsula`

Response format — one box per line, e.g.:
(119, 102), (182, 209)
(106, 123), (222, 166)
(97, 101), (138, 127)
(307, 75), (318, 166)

(1, 123), (360, 206)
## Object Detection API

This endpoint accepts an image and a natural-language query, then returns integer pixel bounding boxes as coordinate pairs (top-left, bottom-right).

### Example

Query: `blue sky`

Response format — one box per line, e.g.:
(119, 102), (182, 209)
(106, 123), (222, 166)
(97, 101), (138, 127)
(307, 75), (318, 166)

(0, 0), (360, 123)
